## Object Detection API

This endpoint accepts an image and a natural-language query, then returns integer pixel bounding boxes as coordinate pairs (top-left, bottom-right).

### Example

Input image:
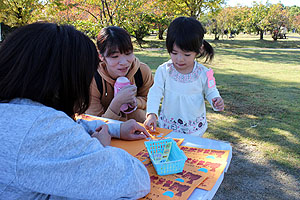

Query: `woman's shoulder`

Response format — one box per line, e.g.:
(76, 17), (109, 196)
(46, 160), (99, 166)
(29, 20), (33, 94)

(5, 98), (71, 123)
(138, 61), (152, 73)
(6, 98), (58, 113)
(0, 98), (76, 150)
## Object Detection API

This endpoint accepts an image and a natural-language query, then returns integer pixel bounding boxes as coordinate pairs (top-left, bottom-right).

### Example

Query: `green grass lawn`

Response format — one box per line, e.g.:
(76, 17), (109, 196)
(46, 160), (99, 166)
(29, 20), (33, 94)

(134, 33), (300, 178)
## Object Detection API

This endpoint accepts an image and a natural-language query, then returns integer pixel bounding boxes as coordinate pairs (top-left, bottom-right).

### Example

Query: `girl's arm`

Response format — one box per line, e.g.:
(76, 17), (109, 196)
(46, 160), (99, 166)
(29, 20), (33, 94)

(203, 68), (223, 111)
(145, 65), (166, 130)
(146, 66), (165, 117)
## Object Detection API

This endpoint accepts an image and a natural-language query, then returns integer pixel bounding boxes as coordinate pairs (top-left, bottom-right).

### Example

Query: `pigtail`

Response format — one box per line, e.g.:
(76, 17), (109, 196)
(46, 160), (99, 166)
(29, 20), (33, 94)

(199, 40), (214, 63)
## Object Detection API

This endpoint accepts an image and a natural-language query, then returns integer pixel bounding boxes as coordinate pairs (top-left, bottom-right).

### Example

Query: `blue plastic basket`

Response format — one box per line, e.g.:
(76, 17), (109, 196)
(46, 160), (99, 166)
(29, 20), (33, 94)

(144, 138), (187, 176)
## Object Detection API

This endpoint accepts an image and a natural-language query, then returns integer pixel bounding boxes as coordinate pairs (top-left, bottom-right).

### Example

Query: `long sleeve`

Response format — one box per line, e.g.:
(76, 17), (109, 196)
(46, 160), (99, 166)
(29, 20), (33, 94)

(202, 68), (221, 111)
(16, 110), (150, 199)
(77, 118), (121, 138)
(146, 65), (166, 117)
(85, 78), (106, 116)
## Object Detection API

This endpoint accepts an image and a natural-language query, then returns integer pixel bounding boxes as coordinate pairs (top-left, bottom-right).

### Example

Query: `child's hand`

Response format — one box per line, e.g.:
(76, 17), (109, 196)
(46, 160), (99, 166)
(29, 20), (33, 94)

(212, 97), (224, 111)
(144, 113), (157, 132)
(92, 124), (111, 147)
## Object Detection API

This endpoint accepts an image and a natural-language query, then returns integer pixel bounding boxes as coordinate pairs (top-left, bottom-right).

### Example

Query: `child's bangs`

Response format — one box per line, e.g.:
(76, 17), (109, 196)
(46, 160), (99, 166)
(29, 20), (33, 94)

(174, 32), (201, 53)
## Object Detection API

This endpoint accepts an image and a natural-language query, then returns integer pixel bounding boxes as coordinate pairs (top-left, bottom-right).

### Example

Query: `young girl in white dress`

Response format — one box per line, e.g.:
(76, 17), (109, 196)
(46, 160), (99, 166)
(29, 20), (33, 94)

(144, 17), (224, 137)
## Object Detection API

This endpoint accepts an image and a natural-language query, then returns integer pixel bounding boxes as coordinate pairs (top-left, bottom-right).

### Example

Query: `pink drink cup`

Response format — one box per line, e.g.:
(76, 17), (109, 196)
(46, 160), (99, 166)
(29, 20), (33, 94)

(114, 77), (131, 112)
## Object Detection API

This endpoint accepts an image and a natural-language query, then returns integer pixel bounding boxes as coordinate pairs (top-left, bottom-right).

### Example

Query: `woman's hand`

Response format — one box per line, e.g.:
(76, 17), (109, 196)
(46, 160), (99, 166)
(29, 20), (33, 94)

(110, 85), (137, 114)
(91, 124), (111, 146)
(143, 113), (157, 132)
(212, 97), (224, 111)
(120, 119), (150, 140)
(115, 85), (137, 105)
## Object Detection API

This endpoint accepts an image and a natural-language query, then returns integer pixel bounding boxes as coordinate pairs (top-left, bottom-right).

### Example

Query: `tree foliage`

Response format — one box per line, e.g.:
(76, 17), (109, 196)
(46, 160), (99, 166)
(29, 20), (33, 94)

(161, 0), (224, 18)
(206, 3), (298, 40)
(117, 0), (153, 46)
(288, 6), (300, 32)
(148, 0), (173, 40)
(0, 0), (44, 27)
(246, 2), (270, 39)
(267, 4), (290, 31)
(206, 6), (249, 40)
(2, 0), (298, 42)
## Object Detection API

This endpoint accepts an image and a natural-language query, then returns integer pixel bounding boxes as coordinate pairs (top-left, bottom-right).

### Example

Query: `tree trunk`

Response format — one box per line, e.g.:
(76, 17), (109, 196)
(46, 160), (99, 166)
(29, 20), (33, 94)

(214, 33), (219, 40)
(158, 27), (164, 40)
(260, 30), (264, 40)
(135, 31), (143, 48)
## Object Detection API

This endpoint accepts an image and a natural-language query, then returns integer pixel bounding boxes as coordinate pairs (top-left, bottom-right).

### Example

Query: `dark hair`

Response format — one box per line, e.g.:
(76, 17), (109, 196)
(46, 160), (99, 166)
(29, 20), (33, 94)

(0, 22), (99, 117)
(97, 26), (133, 57)
(166, 17), (214, 62)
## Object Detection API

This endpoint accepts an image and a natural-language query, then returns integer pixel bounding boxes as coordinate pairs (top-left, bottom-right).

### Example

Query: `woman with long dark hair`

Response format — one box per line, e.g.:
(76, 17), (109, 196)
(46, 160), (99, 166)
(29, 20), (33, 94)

(0, 22), (150, 199)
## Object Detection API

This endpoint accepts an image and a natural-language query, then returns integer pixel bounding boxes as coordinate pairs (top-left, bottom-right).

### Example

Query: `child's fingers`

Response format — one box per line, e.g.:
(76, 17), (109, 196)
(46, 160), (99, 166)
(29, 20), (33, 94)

(152, 121), (157, 131)
(218, 100), (224, 107)
(145, 121), (156, 133)
(144, 121), (151, 130)
(213, 97), (223, 106)
(217, 105), (224, 111)
(216, 102), (224, 111)
(212, 97), (224, 111)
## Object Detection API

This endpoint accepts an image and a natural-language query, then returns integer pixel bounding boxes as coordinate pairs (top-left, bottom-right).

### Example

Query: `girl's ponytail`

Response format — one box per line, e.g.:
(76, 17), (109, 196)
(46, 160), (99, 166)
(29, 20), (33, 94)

(200, 40), (214, 63)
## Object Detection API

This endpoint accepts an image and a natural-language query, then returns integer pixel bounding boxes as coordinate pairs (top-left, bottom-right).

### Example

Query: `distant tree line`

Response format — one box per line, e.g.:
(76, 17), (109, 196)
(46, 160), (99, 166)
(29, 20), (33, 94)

(1, 0), (300, 43)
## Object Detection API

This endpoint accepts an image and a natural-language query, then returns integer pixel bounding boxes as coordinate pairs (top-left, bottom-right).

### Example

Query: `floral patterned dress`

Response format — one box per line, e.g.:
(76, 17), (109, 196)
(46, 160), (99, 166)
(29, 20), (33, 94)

(147, 60), (221, 137)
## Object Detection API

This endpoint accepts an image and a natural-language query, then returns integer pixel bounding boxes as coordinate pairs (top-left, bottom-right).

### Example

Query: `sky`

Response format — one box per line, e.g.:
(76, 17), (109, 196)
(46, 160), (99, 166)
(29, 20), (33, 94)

(225, 0), (300, 7)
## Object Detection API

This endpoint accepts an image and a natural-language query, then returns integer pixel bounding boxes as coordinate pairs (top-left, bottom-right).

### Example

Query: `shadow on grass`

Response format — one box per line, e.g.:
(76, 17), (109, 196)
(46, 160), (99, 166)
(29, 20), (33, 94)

(206, 72), (300, 199)
(206, 71), (300, 176)
(214, 144), (300, 200)
(207, 38), (300, 49)
(216, 48), (300, 65)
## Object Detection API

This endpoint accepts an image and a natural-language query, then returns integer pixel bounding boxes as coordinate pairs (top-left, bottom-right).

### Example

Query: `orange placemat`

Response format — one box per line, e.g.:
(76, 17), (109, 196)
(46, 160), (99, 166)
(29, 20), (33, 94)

(135, 148), (206, 200)
(179, 146), (230, 191)
(135, 145), (230, 200)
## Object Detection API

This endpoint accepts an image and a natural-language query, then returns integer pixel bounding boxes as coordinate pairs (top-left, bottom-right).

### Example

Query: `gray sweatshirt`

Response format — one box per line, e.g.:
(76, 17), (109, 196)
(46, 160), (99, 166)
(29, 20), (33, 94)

(0, 99), (150, 199)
